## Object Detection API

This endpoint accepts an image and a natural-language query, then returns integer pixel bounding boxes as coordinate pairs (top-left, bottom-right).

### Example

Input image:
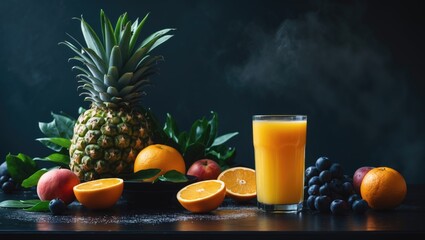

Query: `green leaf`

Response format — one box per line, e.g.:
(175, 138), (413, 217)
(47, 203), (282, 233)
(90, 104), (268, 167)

(109, 45), (122, 69)
(139, 28), (175, 50)
(119, 168), (161, 181)
(35, 137), (63, 152)
(177, 132), (188, 152)
(188, 118), (208, 144)
(51, 112), (76, 139)
(148, 35), (174, 53)
(206, 146), (236, 168)
(100, 9), (106, 46)
(210, 132), (239, 147)
(37, 111), (74, 152)
(36, 138), (71, 149)
(21, 168), (49, 188)
(163, 113), (179, 143)
(21, 199), (44, 205)
(79, 16), (106, 61)
(34, 153), (69, 167)
(206, 111), (218, 147)
(129, 12), (149, 54)
(119, 22), (131, 62)
(121, 46), (149, 73)
(143, 108), (170, 146)
(101, 9), (116, 61)
(39, 119), (60, 137)
(104, 74), (118, 88)
(123, 28), (174, 73)
(83, 48), (107, 74)
(0, 199), (49, 212)
(24, 201), (50, 212)
(6, 153), (38, 183)
(60, 40), (95, 67)
(114, 13), (125, 42)
(117, 72), (133, 87)
(0, 200), (35, 209)
(78, 107), (86, 115)
(157, 170), (188, 183)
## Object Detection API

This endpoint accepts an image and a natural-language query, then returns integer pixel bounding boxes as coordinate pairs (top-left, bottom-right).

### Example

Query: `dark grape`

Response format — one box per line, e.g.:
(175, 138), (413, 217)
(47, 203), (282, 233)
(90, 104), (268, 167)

(315, 157), (332, 171)
(1, 181), (15, 194)
(314, 195), (332, 213)
(330, 199), (350, 215)
(0, 175), (8, 186)
(319, 183), (332, 196)
(330, 178), (344, 194)
(352, 199), (369, 214)
(329, 163), (344, 179)
(308, 184), (320, 196)
(305, 166), (319, 181)
(305, 156), (371, 215)
(0, 161), (8, 176)
(319, 170), (332, 183)
(348, 194), (361, 207)
(7, 178), (16, 185)
(307, 195), (317, 210)
(49, 198), (67, 215)
(342, 175), (353, 184)
(342, 182), (354, 196)
(308, 176), (321, 187)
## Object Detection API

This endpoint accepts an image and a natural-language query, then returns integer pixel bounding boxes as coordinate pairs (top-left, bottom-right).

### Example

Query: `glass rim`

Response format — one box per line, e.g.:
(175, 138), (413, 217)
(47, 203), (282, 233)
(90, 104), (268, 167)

(252, 115), (307, 121)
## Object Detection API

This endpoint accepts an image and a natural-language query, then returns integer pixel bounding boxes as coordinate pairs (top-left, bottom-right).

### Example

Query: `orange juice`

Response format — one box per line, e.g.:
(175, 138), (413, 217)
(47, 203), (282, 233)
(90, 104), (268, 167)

(252, 115), (307, 211)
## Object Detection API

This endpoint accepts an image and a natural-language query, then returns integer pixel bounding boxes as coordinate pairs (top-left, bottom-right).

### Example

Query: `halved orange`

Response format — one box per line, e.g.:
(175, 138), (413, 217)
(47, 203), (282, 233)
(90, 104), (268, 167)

(73, 178), (123, 210)
(176, 180), (226, 213)
(217, 167), (256, 202)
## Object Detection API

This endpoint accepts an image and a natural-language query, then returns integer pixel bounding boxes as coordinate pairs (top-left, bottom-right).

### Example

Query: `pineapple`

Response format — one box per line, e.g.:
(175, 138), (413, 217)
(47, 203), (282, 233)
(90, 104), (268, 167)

(62, 10), (174, 181)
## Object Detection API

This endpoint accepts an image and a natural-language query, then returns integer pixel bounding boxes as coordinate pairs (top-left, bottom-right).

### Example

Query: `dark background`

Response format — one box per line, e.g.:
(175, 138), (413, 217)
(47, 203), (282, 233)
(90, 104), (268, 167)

(0, 0), (424, 183)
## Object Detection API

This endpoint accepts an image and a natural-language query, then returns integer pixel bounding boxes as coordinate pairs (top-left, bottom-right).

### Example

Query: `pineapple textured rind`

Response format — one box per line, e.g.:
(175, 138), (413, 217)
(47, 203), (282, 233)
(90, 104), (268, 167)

(69, 107), (154, 181)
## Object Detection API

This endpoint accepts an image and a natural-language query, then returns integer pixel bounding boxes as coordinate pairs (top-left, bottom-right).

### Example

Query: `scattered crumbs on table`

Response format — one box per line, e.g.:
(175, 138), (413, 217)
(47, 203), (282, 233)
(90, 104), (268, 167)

(2, 203), (258, 225)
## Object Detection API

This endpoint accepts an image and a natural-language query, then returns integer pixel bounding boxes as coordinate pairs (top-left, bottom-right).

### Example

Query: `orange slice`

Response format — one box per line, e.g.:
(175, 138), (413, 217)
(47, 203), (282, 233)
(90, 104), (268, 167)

(73, 178), (123, 210)
(217, 167), (256, 202)
(177, 180), (226, 213)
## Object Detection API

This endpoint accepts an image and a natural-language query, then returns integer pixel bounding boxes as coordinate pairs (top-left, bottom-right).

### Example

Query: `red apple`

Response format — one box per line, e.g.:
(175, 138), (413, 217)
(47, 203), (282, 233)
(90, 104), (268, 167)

(353, 166), (375, 194)
(37, 168), (80, 204)
(187, 159), (222, 181)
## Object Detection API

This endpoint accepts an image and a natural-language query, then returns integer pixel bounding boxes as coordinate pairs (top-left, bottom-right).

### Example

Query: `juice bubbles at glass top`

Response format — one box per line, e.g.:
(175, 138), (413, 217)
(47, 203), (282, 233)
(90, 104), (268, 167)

(252, 115), (307, 211)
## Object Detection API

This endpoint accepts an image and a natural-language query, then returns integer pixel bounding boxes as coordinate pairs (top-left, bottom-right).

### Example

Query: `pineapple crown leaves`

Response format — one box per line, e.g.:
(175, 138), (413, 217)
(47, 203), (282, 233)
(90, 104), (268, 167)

(60, 9), (175, 109)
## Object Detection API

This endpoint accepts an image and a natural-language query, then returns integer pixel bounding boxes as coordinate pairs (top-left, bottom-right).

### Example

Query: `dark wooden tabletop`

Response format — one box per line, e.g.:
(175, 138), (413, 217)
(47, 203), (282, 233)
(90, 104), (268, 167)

(1, 184), (424, 240)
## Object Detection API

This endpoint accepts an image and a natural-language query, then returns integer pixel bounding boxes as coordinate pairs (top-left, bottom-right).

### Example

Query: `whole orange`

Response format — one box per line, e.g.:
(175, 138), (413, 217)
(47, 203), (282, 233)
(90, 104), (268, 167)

(360, 167), (407, 210)
(134, 144), (186, 182)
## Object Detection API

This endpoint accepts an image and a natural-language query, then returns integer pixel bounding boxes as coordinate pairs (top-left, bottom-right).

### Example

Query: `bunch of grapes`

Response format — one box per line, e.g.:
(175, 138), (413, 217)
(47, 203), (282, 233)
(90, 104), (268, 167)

(0, 162), (18, 194)
(304, 157), (368, 214)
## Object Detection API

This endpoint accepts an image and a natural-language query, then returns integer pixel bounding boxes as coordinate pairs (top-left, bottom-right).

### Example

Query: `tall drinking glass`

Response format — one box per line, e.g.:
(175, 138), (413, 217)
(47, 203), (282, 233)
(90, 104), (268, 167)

(252, 115), (307, 213)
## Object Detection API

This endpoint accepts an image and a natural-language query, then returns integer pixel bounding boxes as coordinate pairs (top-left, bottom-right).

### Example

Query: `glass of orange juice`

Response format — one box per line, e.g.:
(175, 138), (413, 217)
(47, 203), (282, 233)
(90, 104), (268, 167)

(252, 115), (307, 213)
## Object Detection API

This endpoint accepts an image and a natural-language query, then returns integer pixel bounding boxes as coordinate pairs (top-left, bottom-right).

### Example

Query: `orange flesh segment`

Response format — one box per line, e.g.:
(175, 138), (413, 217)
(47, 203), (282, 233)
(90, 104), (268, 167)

(223, 169), (256, 194)
(74, 178), (122, 191)
(179, 181), (224, 201)
(219, 167), (256, 195)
